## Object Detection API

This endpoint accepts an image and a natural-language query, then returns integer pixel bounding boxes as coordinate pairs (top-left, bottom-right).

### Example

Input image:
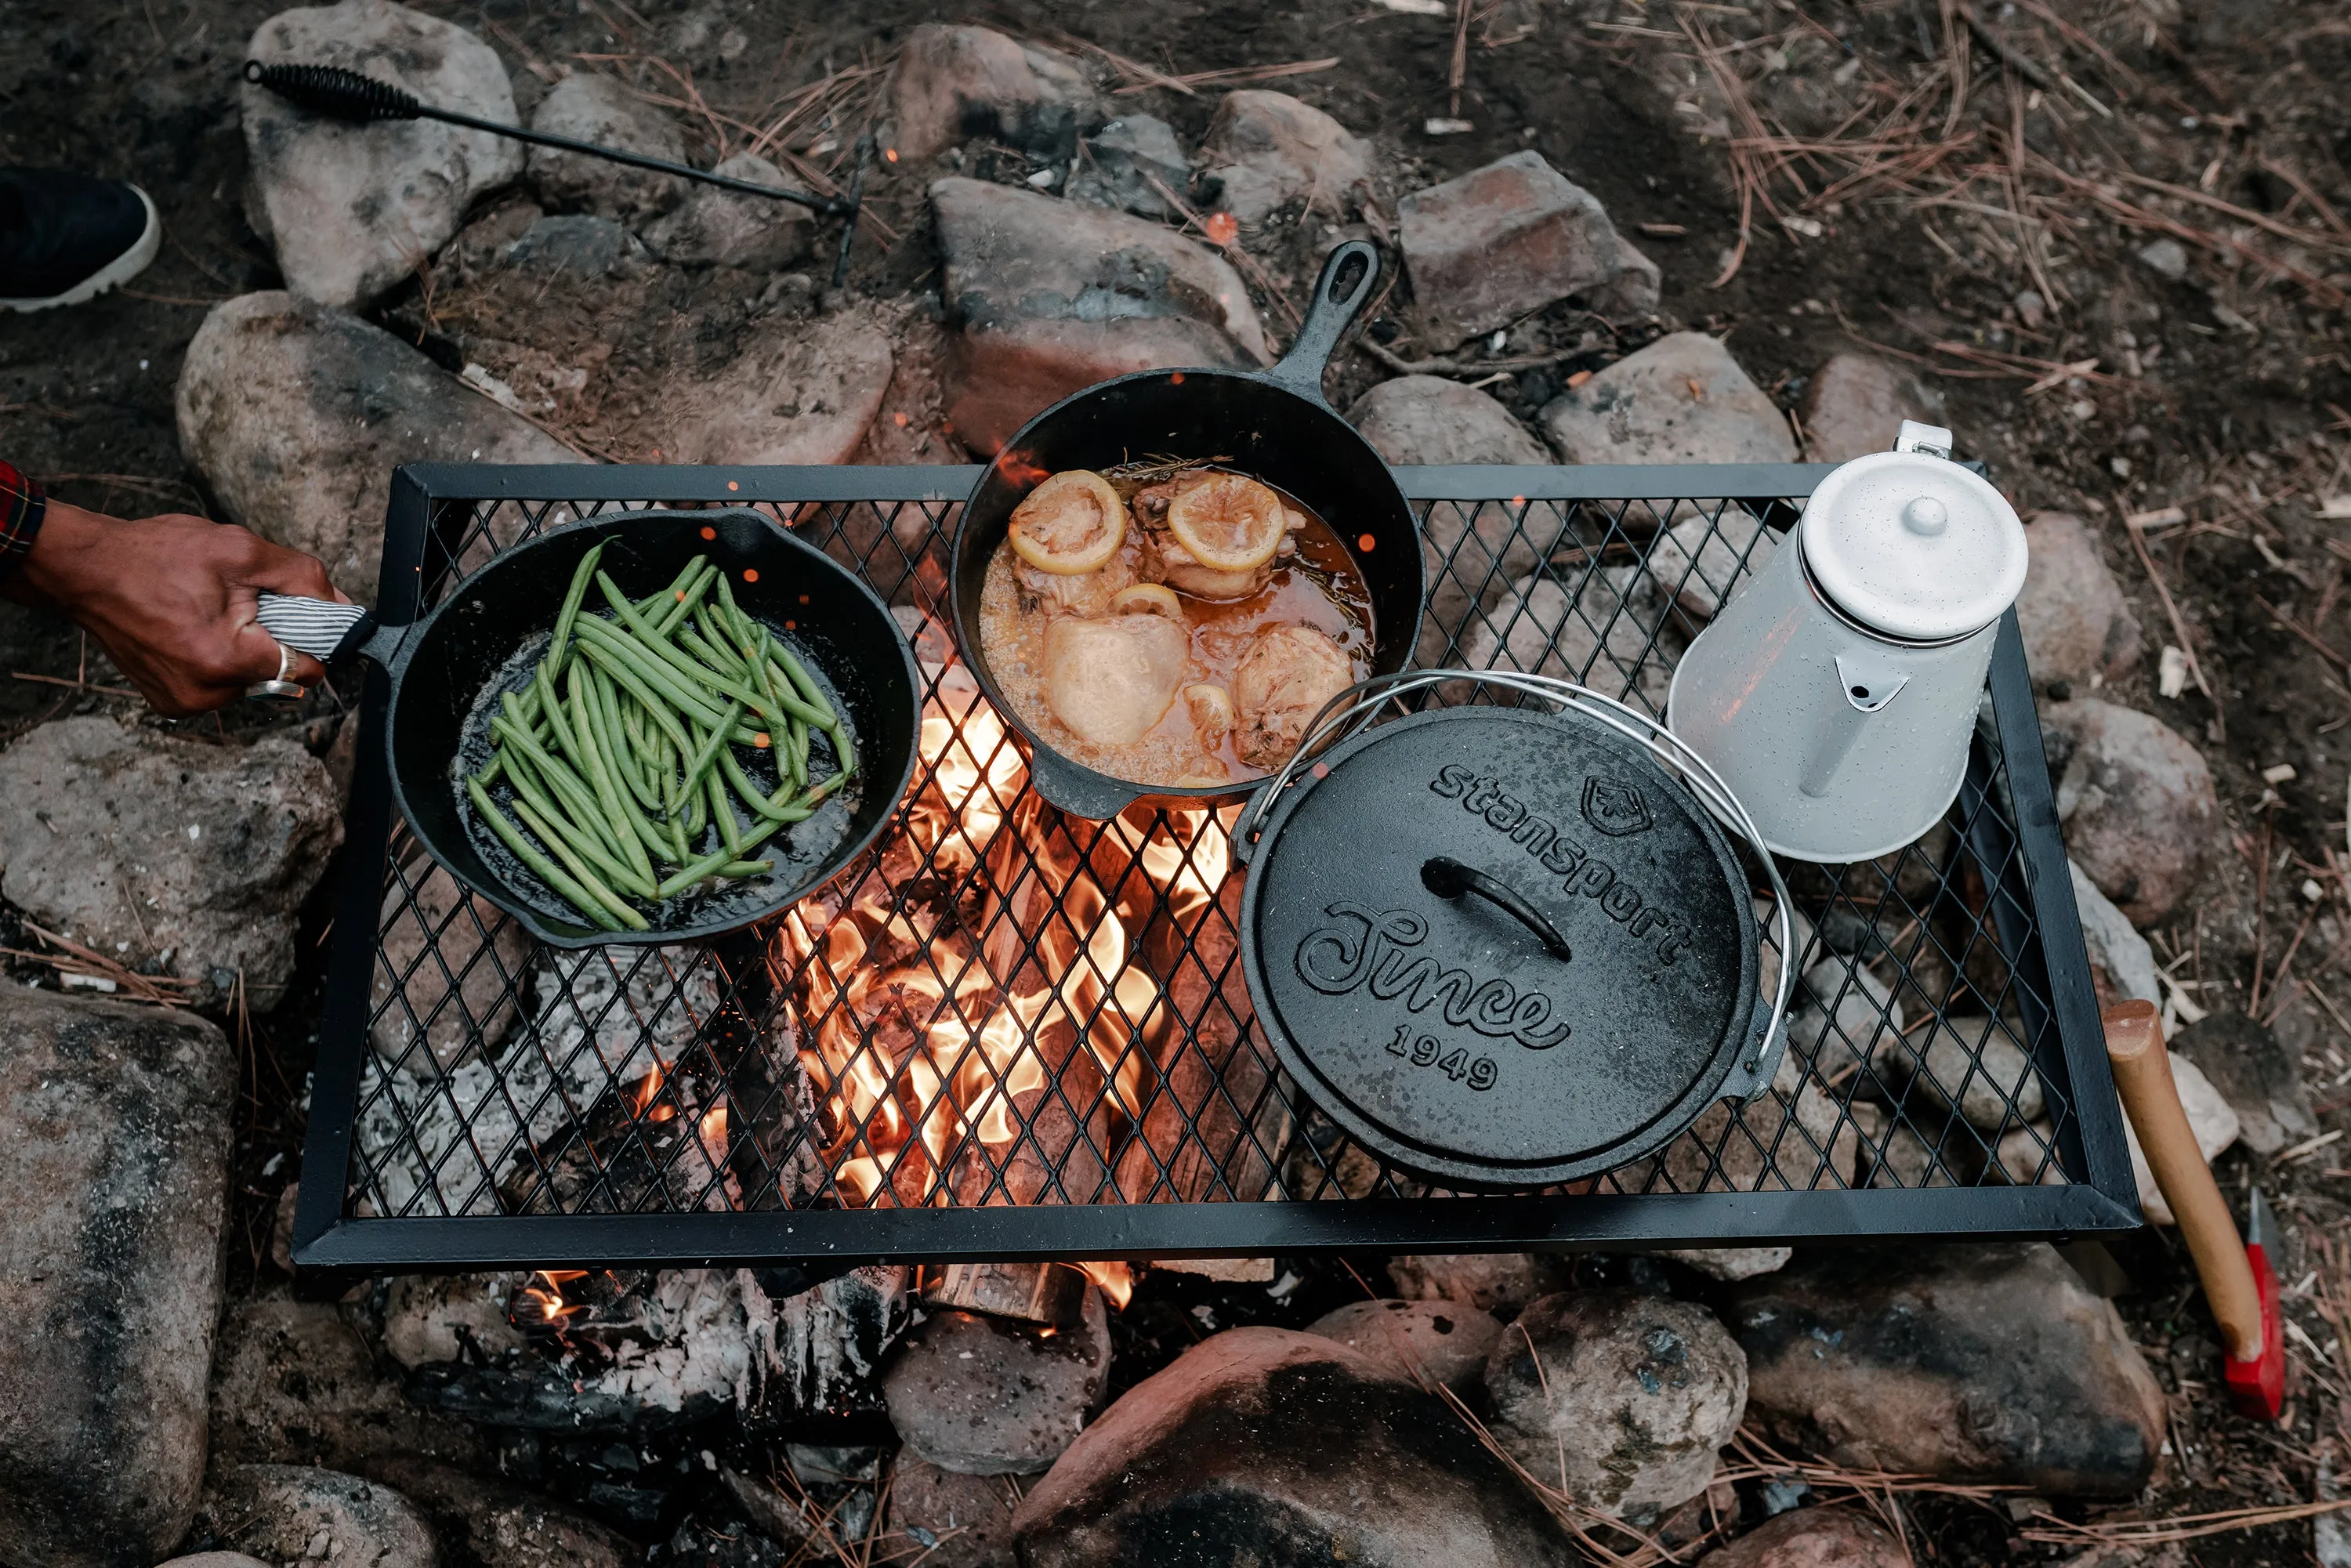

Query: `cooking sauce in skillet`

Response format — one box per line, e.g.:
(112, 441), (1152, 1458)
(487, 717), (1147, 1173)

(979, 465), (1374, 787)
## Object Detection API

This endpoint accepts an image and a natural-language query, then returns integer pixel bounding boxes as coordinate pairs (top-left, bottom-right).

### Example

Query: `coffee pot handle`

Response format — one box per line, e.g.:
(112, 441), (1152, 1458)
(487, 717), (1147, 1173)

(1797, 651), (1911, 798)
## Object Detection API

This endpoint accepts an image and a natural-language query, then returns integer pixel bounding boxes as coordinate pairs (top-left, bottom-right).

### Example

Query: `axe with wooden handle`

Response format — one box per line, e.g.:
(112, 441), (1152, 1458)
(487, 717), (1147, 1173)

(2103, 999), (2284, 1421)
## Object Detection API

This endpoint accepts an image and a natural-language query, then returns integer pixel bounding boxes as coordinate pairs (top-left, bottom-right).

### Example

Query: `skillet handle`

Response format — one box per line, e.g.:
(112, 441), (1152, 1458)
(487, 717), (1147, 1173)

(1262, 240), (1382, 404)
(255, 591), (396, 665)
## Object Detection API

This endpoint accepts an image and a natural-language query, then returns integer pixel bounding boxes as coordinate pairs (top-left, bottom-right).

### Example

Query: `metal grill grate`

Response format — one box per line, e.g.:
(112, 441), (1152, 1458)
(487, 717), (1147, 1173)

(292, 463), (2139, 1281)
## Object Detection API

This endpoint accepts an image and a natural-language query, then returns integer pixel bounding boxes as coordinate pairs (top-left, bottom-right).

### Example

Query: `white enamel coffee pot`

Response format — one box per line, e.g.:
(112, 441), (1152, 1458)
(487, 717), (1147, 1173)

(1665, 422), (2029, 864)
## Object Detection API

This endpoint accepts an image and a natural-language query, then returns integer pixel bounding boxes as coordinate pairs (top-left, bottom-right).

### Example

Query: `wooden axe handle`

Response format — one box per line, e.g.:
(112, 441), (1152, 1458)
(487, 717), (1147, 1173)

(2103, 1000), (2264, 1362)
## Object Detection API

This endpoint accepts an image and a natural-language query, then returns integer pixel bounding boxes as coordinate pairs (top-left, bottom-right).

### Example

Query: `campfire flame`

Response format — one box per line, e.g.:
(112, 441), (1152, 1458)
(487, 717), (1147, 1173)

(520, 1268), (589, 1324)
(1079, 1260), (1136, 1309)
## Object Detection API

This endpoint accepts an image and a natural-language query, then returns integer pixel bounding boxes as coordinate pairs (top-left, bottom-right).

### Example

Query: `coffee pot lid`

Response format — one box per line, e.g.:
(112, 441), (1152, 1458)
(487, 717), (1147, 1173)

(1799, 422), (2029, 643)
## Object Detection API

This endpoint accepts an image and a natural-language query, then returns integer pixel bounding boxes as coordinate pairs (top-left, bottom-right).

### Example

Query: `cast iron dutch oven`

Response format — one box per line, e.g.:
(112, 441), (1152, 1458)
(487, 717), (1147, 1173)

(950, 240), (1425, 820)
(255, 509), (921, 947)
(1232, 672), (1792, 1189)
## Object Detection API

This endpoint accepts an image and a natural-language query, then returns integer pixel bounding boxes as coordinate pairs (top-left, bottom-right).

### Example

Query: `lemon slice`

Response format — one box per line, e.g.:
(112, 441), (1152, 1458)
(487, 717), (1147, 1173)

(1165, 473), (1286, 573)
(1111, 583), (1184, 618)
(1009, 470), (1126, 575)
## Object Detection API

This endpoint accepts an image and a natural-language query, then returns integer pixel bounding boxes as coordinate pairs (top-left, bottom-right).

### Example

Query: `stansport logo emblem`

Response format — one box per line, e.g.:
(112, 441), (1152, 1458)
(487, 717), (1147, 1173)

(1293, 901), (1571, 1051)
(1582, 777), (1652, 837)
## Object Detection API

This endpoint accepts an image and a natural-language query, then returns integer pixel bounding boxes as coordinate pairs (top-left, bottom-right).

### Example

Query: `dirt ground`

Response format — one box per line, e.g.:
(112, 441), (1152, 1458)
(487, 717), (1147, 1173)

(6, 0), (2351, 1559)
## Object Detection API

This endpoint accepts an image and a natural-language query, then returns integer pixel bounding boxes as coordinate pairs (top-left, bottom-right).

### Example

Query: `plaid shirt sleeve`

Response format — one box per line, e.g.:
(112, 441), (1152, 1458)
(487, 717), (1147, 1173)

(0, 460), (44, 579)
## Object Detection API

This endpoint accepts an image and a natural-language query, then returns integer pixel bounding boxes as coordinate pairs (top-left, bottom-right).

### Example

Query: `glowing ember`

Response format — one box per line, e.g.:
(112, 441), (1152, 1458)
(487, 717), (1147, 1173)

(520, 1268), (589, 1324)
(1203, 211), (1239, 247)
(1078, 1259), (1135, 1309)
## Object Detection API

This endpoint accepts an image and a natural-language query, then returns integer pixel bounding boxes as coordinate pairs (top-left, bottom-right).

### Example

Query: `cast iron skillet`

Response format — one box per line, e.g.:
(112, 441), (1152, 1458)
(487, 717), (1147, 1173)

(949, 240), (1426, 820)
(267, 509), (920, 947)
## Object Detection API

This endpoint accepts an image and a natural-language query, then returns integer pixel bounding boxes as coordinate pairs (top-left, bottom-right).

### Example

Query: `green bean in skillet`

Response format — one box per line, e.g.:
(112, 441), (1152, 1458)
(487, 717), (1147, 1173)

(461, 548), (857, 930)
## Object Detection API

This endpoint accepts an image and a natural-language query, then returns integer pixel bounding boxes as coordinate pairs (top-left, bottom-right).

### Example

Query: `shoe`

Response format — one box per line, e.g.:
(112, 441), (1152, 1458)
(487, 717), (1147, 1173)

(0, 168), (162, 311)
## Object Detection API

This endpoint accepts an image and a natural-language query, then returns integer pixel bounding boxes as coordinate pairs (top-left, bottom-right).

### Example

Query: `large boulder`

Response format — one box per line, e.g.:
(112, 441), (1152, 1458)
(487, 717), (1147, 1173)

(176, 292), (586, 601)
(1541, 331), (1798, 467)
(527, 72), (688, 223)
(1796, 352), (1942, 463)
(1400, 152), (1659, 343)
(242, 1), (523, 310)
(2038, 698), (2218, 924)
(1484, 1291), (1748, 1519)
(1696, 1506), (1907, 1568)
(889, 24), (1098, 161)
(929, 177), (1269, 453)
(659, 308), (896, 467)
(193, 1465), (437, 1568)
(1305, 1298), (1503, 1392)
(1012, 1327), (1574, 1566)
(642, 151), (816, 270)
(0, 990), (234, 1568)
(0, 716), (342, 1006)
(2015, 512), (2143, 692)
(1198, 90), (1372, 224)
(1726, 1244), (2166, 1496)
(882, 1287), (1110, 1475)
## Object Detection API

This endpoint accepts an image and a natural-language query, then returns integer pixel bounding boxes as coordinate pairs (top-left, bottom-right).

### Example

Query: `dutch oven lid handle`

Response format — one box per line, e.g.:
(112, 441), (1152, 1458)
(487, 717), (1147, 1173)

(1260, 240), (1382, 404)
(255, 590), (403, 666)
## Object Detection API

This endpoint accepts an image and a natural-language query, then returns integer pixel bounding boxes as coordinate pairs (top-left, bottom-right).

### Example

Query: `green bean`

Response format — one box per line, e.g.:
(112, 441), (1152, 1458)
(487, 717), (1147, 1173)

(676, 622), (741, 679)
(787, 715), (809, 789)
(770, 639), (839, 726)
(506, 788), (654, 929)
(568, 674), (660, 884)
(596, 594), (790, 722)
(489, 713), (626, 861)
(718, 859), (775, 877)
(679, 701), (744, 800)
(580, 674), (690, 871)
(548, 542), (605, 681)
(720, 748), (823, 824)
(533, 657), (592, 777)
(466, 777), (625, 932)
(707, 767), (747, 856)
(632, 555), (705, 620)
(653, 559), (719, 637)
(657, 842), (757, 900)
(596, 665), (661, 811)
(503, 747), (659, 898)
(571, 625), (712, 744)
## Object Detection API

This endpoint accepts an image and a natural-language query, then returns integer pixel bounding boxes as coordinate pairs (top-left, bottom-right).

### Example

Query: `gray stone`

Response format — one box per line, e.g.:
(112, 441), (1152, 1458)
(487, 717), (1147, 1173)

(886, 1458), (1017, 1568)
(194, 1465), (437, 1568)
(641, 151), (814, 270)
(0, 716), (342, 1007)
(1400, 151), (1659, 342)
(2137, 237), (2190, 281)
(2016, 512), (2143, 690)
(1305, 1298), (1503, 1392)
(1726, 1244), (2166, 1496)
(2070, 860), (2161, 1006)
(1647, 509), (1778, 619)
(658, 308), (896, 467)
(929, 176), (1269, 453)
(1065, 115), (1189, 219)
(2172, 1010), (2316, 1159)
(0, 990), (233, 1568)
(381, 1273), (527, 1368)
(176, 292), (586, 602)
(1199, 89), (1372, 224)
(1664, 1247), (1793, 1282)
(363, 1455), (634, 1568)
(372, 865), (531, 1075)
(1386, 1252), (1569, 1318)
(1797, 352), (1942, 464)
(1541, 332), (1797, 468)
(158, 1556), (275, 1568)
(1871, 1013), (2046, 1132)
(889, 24), (1097, 161)
(242, 1), (523, 310)
(503, 212), (644, 277)
(1645, 1044), (1858, 1193)
(2121, 1050), (2238, 1225)
(1455, 567), (1673, 712)
(1013, 1327), (1575, 1566)
(1787, 958), (1903, 1077)
(2039, 699), (2219, 924)
(527, 72), (688, 222)
(1695, 1506), (1907, 1568)
(883, 1287), (1110, 1475)
(1485, 1291), (1747, 1519)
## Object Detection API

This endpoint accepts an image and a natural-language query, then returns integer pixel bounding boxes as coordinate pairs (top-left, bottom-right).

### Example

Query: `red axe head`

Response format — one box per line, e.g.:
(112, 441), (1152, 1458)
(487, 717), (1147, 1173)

(2223, 1186), (2285, 1422)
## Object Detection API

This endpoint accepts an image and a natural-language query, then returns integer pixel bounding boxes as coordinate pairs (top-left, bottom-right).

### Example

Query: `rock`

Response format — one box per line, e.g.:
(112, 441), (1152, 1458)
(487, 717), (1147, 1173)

(1696, 1506), (1907, 1568)
(1787, 958), (1903, 1077)
(362, 1455), (635, 1568)
(382, 1273), (526, 1368)
(2038, 699), (2218, 924)
(0, 716), (343, 1007)
(2121, 1051), (2239, 1225)
(527, 72), (687, 222)
(195, 1465), (436, 1568)
(886, 1458), (1018, 1568)
(642, 151), (815, 270)
(889, 24), (1097, 161)
(1013, 1327), (1574, 1567)
(176, 292), (586, 602)
(1485, 1291), (1747, 1519)
(1455, 568), (1674, 712)
(1305, 1298), (1503, 1392)
(720, 1465), (815, 1550)
(661, 309), (896, 466)
(1796, 353), (1942, 464)
(1726, 1243), (2166, 1496)
(2016, 513), (2143, 690)
(2171, 1011), (2316, 1159)
(1871, 1013), (2046, 1132)
(1541, 332), (1798, 468)
(1400, 151), (1659, 342)
(2070, 860), (2161, 1006)
(0, 990), (232, 1568)
(1346, 375), (1558, 661)
(210, 1292), (492, 1472)
(1386, 1252), (1568, 1318)
(1648, 509), (1779, 619)
(1649, 1045), (1858, 1193)
(503, 212), (645, 277)
(1665, 1247), (1793, 1282)
(1064, 115), (1189, 219)
(371, 866), (531, 1075)
(929, 177), (1269, 453)
(2137, 237), (2190, 281)
(158, 1556), (274, 1568)
(1198, 89), (1372, 224)
(1995, 1121), (2063, 1186)
(242, 1), (523, 310)
(882, 1287), (1110, 1475)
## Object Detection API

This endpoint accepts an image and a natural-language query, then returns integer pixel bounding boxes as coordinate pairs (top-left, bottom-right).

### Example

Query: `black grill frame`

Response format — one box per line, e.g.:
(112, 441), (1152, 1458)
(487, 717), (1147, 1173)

(291, 461), (2141, 1284)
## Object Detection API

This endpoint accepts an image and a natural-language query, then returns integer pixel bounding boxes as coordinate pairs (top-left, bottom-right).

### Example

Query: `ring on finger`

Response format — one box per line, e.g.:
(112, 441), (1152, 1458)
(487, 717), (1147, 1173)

(245, 639), (309, 702)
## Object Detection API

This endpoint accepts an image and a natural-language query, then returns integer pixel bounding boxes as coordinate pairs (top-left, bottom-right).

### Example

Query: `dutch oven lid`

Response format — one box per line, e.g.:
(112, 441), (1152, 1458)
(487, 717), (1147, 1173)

(1237, 704), (1762, 1186)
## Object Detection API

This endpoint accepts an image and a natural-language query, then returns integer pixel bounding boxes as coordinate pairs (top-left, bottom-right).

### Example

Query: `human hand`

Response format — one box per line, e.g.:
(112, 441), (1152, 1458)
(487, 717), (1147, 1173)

(2, 502), (350, 717)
